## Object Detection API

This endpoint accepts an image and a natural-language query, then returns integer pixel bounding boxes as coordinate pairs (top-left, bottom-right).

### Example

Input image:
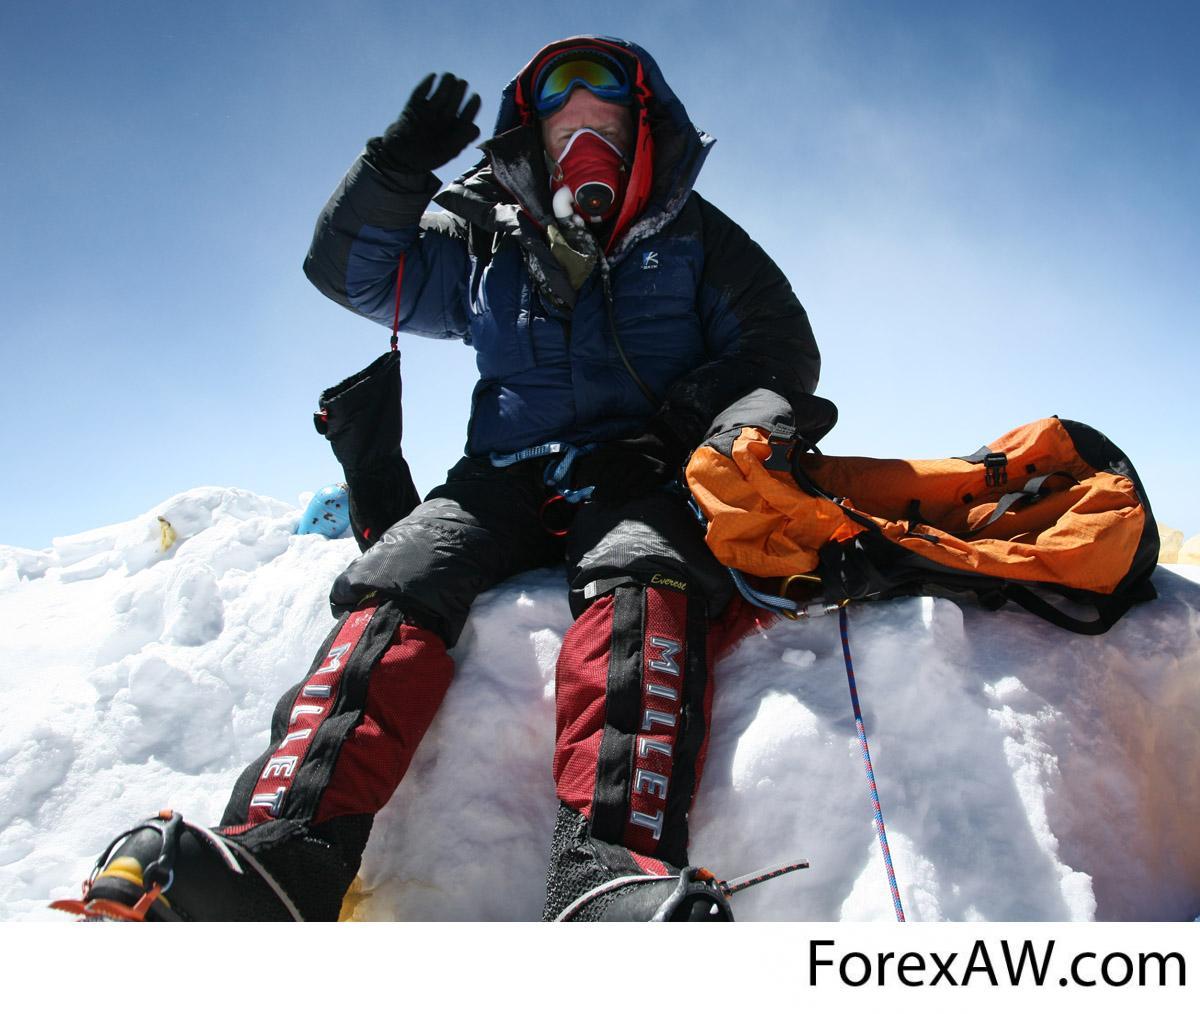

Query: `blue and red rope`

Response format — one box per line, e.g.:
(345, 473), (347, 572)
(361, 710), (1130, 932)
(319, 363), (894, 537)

(838, 605), (906, 922)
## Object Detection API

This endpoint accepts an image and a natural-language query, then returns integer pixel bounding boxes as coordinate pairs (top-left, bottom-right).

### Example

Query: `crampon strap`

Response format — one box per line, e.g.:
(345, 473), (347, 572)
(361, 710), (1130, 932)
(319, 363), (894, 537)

(554, 859), (809, 921)
(717, 860), (811, 895)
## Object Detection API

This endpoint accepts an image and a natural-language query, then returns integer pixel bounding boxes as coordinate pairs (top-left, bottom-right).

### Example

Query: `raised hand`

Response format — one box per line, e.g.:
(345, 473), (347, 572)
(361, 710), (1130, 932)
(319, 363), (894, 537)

(368, 73), (482, 174)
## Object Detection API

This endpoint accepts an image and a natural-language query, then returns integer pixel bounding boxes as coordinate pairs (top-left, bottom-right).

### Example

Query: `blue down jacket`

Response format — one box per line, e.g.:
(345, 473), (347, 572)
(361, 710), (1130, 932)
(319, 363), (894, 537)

(303, 36), (821, 457)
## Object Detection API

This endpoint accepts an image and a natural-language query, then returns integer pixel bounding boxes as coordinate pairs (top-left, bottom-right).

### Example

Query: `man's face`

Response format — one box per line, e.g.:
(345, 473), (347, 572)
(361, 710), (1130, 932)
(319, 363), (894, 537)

(540, 88), (633, 161)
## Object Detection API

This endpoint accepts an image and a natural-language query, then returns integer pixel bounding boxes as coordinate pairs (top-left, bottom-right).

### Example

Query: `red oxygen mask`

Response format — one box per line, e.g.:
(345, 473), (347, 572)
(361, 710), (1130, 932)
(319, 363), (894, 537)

(551, 127), (628, 222)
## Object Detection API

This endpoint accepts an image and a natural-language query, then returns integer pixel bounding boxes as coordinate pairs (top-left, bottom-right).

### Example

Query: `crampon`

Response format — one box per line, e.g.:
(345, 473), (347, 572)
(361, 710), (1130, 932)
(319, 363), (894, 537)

(49, 809), (301, 922)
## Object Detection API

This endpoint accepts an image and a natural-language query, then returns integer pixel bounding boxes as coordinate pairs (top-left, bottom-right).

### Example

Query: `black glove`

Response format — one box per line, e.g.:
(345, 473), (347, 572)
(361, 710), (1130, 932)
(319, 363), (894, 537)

(367, 73), (482, 174)
(574, 416), (691, 504)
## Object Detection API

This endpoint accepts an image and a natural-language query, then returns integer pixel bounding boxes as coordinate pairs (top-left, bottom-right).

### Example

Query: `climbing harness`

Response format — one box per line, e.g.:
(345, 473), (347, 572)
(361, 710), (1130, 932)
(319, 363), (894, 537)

(489, 441), (598, 505)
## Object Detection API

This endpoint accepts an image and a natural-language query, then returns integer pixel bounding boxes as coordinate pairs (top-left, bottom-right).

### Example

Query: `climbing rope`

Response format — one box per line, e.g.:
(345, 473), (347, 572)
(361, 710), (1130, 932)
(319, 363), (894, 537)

(838, 605), (906, 922)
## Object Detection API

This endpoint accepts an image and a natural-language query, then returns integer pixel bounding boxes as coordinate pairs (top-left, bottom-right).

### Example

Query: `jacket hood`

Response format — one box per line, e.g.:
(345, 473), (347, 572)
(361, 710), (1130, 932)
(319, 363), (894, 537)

(436, 36), (714, 264)
(494, 36), (697, 140)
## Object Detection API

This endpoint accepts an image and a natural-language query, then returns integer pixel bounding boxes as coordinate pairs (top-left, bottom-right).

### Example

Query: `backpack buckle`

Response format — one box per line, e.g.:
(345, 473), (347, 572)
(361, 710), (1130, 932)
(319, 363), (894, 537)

(983, 452), (1008, 488)
(763, 433), (794, 471)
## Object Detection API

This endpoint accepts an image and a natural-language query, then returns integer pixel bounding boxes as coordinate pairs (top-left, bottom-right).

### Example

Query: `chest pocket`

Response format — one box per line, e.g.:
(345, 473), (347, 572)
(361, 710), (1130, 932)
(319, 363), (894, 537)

(609, 238), (704, 365)
(469, 244), (537, 377)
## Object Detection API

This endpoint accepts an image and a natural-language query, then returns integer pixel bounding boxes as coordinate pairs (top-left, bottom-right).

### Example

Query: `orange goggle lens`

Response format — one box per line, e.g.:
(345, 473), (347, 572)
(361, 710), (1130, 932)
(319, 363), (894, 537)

(535, 55), (629, 114)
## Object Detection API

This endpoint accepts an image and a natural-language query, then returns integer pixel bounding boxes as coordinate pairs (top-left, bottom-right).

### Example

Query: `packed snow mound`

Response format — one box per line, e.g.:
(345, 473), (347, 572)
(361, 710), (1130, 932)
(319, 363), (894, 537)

(3, 486), (1199, 921)
(1157, 524), (1200, 564)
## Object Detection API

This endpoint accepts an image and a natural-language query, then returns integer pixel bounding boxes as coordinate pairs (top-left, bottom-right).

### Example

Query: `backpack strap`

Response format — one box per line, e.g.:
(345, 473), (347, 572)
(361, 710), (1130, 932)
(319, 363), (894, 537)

(958, 472), (1079, 539)
(1001, 585), (1131, 635)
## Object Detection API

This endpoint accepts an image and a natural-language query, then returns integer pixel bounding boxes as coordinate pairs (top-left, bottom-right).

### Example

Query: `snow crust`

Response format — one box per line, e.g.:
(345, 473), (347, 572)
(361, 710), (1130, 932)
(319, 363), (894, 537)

(2, 487), (1198, 921)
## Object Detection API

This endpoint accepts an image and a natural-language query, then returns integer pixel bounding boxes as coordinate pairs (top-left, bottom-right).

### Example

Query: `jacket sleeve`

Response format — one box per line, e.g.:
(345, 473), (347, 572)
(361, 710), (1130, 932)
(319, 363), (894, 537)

(302, 154), (471, 340)
(658, 194), (821, 444)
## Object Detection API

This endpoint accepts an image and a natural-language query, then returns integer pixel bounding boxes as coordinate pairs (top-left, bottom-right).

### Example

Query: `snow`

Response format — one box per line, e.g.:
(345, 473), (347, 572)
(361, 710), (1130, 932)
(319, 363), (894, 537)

(2, 486), (1198, 921)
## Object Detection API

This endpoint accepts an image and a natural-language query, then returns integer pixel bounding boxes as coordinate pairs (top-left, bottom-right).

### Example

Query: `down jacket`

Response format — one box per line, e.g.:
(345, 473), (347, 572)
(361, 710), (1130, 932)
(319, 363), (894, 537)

(303, 36), (821, 458)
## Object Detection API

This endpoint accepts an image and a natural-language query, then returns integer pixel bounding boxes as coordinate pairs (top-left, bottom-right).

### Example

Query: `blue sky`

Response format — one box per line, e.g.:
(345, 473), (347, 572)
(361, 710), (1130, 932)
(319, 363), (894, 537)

(3, 0), (1197, 549)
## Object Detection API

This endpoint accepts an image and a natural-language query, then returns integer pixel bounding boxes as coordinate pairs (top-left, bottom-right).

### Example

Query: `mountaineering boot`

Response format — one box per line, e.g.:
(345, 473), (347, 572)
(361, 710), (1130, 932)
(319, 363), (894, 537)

(54, 810), (358, 921)
(58, 811), (292, 921)
(544, 803), (734, 921)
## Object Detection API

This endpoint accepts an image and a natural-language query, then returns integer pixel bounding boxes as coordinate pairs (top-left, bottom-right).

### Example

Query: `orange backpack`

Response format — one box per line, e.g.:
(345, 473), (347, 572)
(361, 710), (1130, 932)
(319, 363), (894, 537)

(686, 392), (1158, 634)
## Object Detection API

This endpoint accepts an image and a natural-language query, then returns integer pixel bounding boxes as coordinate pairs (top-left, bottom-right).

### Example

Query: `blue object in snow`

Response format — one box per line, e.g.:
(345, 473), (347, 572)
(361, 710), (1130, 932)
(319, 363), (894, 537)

(296, 483), (351, 538)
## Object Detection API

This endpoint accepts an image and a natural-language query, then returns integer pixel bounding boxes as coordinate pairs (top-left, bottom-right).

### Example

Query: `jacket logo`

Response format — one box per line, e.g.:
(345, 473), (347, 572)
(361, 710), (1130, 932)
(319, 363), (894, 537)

(641, 251), (659, 270)
(650, 573), (687, 592)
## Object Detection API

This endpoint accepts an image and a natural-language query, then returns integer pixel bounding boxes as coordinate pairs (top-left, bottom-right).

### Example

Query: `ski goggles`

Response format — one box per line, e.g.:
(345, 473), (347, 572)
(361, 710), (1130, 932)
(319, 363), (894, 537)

(533, 50), (631, 115)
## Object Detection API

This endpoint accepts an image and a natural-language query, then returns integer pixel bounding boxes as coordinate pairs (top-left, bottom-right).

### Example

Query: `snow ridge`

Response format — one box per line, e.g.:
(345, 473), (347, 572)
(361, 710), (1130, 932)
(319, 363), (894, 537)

(2, 487), (1198, 921)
